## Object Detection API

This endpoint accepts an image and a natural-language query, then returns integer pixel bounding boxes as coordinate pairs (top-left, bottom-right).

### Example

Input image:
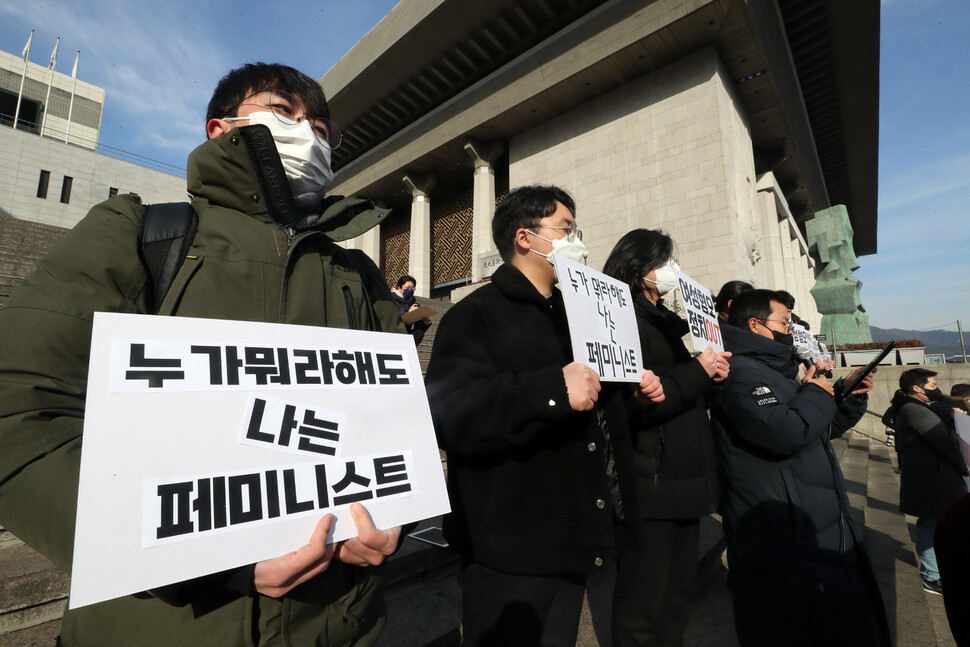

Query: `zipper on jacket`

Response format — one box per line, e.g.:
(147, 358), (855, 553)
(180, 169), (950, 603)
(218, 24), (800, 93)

(342, 286), (360, 330)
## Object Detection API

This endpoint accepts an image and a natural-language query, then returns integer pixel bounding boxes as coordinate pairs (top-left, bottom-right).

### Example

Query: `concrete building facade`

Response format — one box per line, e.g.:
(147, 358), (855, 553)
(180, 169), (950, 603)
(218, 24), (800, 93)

(0, 125), (186, 229)
(0, 48), (186, 230)
(0, 49), (103, 150)
(321, 0), (879, 334)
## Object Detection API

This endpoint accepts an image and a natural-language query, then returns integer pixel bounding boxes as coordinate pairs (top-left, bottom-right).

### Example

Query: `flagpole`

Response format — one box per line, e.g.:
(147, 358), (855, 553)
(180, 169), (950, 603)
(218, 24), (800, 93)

(13, 30), (33, 130)
(65, 51), (79, 145)
(41, 37), (59, 137)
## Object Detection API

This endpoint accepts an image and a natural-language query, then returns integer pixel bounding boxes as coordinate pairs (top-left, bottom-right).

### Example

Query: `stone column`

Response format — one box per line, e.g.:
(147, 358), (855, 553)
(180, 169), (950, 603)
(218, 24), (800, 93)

(402, 173), (436, 298)
(806, 205), (872, 344)
(464, 140), (505, 281)
(355, 227), (381, 267)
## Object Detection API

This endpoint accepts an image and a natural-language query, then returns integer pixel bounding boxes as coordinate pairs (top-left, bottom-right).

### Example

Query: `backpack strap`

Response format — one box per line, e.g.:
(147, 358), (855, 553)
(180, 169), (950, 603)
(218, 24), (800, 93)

(139, 202), (199, 314)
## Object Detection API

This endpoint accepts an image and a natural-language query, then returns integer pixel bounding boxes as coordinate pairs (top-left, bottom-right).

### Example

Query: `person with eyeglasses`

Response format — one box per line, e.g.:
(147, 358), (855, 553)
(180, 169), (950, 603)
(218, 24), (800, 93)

(709, 289), (891, 646)
(426, 185), (664, 647)
(0, 63), (404, 647)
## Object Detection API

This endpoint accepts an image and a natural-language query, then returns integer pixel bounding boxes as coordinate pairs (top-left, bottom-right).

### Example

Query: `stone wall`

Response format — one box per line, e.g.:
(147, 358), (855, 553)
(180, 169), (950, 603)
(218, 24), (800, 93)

(0, 216), (67, 304)
(0, 126), (186, 230)
(508, 47), (818, 311)
(833, 364), (970, 440)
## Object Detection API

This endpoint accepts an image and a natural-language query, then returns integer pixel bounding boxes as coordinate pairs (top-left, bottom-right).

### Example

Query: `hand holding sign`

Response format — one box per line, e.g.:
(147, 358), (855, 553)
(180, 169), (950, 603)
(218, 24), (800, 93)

(254, 515), (336, 598)
(563, 361), (602, 411)
(253, 503), (401, 597)
(713, 352), (732, 383)
(696, 347), (717, 378)
(635, 369), (665, 404)
(335, 502), (402, 567)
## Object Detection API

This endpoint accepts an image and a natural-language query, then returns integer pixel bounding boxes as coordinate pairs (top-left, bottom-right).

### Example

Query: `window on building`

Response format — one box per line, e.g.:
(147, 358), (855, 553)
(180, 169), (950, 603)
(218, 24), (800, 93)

(109, 187), (119, 198)
(37, 170), (51, 199)
(60, 176), (73, 204)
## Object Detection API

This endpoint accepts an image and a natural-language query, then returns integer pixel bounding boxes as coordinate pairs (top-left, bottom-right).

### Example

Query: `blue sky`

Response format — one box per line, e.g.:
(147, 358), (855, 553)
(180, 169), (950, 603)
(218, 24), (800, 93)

(1, 0), (967, 332)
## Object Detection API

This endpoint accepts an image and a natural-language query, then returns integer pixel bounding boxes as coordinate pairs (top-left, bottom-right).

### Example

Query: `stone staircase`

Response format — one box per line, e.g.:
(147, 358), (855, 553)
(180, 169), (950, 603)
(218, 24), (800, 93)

(841, 432), (956, 646)
(0, 525), (66, 646)
(0, 216), (68, 304)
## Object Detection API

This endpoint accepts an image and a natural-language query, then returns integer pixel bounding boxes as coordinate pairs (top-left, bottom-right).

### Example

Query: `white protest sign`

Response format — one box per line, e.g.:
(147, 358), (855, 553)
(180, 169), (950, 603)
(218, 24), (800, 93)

(553, 254), (641, 382)
(673, 269), (723, 354)
(71, 313), (450, 609)
(791, 323), (819, 361)
(956, 412), (970, 490)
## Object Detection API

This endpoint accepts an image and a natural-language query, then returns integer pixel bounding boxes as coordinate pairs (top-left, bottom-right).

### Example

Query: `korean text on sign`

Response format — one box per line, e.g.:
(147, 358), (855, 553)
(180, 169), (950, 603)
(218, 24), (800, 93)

(553, 254), (642, 383)
(674, 270), (723, 353)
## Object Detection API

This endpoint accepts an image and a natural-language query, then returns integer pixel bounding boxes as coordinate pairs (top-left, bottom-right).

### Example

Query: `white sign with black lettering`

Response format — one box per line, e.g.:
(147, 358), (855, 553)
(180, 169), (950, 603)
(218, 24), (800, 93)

(71, 313), (449, 609)
(673, 269), (724, 354)
(791, 323), (820, 361)
(553, 254), (641, 383)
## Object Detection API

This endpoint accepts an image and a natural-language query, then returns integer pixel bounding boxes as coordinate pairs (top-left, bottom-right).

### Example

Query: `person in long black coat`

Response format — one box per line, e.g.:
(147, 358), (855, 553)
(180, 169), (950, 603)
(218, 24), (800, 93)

(888, 368), (969, 592)
(603, 229), (730, 647)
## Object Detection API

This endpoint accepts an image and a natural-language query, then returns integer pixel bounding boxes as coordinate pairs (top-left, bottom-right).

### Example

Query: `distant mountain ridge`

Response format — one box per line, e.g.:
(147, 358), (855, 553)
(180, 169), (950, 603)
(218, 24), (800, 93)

(870, 326), (968, 362)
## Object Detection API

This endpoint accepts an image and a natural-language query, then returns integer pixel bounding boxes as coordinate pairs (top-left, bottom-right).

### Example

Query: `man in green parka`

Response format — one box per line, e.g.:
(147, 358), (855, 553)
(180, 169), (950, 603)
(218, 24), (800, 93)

(0, 63), (405, 646)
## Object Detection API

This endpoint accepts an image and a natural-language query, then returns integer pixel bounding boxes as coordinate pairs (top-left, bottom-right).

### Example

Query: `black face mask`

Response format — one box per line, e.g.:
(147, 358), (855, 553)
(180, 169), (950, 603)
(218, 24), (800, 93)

(771, 330), (794, 347)
(924, 387), (945, 402)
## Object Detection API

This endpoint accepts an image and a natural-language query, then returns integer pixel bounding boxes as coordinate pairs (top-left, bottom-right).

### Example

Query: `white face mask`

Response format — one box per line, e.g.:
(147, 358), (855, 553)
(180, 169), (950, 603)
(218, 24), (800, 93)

(229, 111), (334, 195)
(528, 231), (589, 264)
(643, 260), (679, 296)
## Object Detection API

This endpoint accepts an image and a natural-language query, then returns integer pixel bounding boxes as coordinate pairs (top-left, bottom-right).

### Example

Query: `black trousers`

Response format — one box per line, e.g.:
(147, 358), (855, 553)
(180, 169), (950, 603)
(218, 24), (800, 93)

(612, 518), (700, 647)
(458, 562), (587, 647)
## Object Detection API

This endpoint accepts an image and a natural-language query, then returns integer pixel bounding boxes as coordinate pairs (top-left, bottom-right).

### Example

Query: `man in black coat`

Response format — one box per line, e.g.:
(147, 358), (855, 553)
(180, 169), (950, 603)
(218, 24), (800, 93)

(711, 289), (890, 646)
(426, 185), (664, 647)
(888, 368), (969, 594)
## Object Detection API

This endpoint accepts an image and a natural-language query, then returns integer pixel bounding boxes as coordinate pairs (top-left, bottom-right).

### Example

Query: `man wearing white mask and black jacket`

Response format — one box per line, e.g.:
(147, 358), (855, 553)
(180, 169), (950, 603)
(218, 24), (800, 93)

(710, 289), (891, 646)
(0, 63), (405, 647)
(426, 185), (665, 647)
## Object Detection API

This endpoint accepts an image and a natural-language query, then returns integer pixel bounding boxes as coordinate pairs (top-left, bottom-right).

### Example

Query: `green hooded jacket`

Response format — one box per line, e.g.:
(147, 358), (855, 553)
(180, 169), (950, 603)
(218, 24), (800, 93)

(0, 124), (404, 646)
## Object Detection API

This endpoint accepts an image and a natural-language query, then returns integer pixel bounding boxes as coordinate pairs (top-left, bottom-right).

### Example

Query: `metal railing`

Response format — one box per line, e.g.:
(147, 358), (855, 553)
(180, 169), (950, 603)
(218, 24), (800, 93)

(1, 115), (186, 177)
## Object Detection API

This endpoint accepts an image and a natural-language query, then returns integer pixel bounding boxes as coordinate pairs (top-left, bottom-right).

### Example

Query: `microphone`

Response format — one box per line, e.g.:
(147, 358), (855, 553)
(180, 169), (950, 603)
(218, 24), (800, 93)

(796, 346), (832, 378)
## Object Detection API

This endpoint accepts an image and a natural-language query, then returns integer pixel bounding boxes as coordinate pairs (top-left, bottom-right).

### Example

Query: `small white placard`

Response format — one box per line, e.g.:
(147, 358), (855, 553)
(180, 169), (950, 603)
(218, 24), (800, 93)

(673, 269), (724, 354)
(553, 254), (641, 383)
(71, 313), (450, 609)
(792, 323), (819, 360)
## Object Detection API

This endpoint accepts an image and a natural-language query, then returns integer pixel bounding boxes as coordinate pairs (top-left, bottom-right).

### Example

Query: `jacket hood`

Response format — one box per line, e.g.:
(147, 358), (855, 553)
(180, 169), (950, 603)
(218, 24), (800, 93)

(722, 323), (799, 378)
(186, 124), (390, 240)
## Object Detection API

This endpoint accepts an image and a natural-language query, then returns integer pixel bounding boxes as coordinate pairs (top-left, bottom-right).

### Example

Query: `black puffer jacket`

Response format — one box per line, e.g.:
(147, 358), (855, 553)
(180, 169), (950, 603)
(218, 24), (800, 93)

(627, 294), (718, 519)
(889, 391), (968, 518)
(711, 324), (867, 571)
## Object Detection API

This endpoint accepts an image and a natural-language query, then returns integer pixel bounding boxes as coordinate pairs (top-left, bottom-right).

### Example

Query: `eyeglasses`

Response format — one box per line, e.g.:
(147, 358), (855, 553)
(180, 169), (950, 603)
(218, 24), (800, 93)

(532, 225), (583, 242)
(228, 89), (343, 149)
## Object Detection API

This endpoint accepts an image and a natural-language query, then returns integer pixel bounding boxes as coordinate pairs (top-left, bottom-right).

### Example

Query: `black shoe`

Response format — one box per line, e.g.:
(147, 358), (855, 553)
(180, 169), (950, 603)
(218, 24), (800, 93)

(922, 578), (943, 596)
